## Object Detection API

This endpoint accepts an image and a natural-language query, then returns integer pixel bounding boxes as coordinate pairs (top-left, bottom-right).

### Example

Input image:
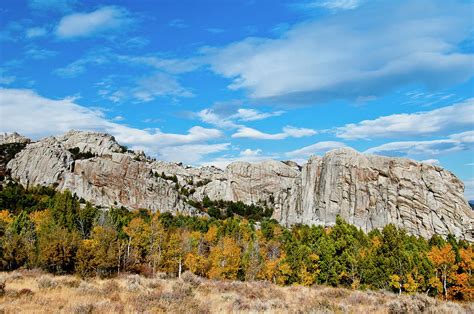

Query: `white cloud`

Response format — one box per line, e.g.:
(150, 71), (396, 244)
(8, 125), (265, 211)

(200, 148), (277, 169)
(283, 126), (317, 138)
(197, 105), (284, 129)
(240, 148), (262, 157)
(56, 6), (131, 38)
(115, 55), (202, 74)
(197, 108), (240, 129)
(206, 1), (473, 104)
(112, 115), (124, 121)
(56, 50), (195, 101)
(132, 73), (194, 101)
(0, 88), (224, 163)
(286, 141), (347, 158)
(25, 27), (47, 38)
(232, 126), (316, 140)
(336, 98), (474, 140)
(231, 108), (284, 121)
(421, 159), (440, 165)
(232, 127), (287, 140)
(158, 143), (230, 164)
(365, 131), (474, 157)
(55, 49), (109, 77)
(299, 0), (362, 11)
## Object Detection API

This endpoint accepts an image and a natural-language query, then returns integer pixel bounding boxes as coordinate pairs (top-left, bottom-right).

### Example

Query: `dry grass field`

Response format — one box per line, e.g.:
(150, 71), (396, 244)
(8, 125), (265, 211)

(0, 270), (472, 314)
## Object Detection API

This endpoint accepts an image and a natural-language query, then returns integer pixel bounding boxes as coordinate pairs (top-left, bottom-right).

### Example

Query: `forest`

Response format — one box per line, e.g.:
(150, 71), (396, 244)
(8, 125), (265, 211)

(0, 182), (472, 302)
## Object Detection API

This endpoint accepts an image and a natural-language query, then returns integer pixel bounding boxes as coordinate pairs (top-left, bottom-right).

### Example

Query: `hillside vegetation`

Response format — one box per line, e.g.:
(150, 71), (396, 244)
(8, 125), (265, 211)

(0, 182), (472, 303)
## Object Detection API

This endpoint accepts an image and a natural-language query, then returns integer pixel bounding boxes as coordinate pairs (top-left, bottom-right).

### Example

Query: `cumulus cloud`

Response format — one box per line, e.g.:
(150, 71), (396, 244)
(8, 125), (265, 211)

(336, 98), (474, 140)
(232, 126), (316, 140)
(285, 141), (347, 158)
(206, 0), (473, 104)
(364, 131), (474, 157)
(56, 6), (131, 38)
(0, 88), (224, 163)
(240, 148), (262, 157)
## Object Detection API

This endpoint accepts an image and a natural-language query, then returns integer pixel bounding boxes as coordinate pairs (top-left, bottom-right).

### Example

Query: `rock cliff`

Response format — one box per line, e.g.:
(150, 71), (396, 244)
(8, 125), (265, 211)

(4, 130), (473, 241)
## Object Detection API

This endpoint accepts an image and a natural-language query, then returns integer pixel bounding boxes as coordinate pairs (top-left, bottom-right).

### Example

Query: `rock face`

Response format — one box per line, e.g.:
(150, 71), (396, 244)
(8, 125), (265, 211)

(0, 132), (30, 145)
(56, 130), (124, 156)
(5, 131), (474, 241)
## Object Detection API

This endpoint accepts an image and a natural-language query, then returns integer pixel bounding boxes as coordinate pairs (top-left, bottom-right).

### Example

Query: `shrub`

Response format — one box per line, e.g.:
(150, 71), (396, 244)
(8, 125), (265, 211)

(71, 303), (94, 314)
(181, 271), (202, 287)
(36, 275), (58, 290)
(125, 274), (143, 292)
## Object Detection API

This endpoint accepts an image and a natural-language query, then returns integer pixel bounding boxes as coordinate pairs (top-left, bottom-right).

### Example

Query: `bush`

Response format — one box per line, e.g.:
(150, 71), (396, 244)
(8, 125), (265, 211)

(71, 303), (94, 314)
(36, 275), (58, 290)
(180, 271), (202, 287)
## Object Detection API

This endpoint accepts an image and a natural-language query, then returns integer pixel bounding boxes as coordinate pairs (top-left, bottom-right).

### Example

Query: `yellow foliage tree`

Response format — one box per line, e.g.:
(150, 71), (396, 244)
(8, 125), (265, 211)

(184, 231), (209, 276)
(208, 236), (241, 280)
(123, 217), (151, 270)
(428, 244), (457, 300)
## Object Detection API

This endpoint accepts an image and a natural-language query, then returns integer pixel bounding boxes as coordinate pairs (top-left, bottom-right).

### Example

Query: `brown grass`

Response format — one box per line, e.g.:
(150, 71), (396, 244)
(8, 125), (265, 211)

(0, 270), (472, 313)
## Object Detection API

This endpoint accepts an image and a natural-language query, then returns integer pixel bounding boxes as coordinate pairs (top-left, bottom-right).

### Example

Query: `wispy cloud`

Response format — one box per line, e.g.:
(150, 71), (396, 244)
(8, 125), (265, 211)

(55, 6), (132, 39)
(169, 19), (188, 29)
(55, 49), (109, 77)
(232, 108), (284, 121)
(365, 131), (474, 157)
(132, 72), (194, 101)
(232, 126), (316, 140)
(196, 103), (285, 129)
(206, 1), (473, 104)
(206, 28), (225, 34)
(301, 0), (363, 10)
(25, 46), (58, 60)
(25, 27), (47, 38)
(336, 98), (474, 140)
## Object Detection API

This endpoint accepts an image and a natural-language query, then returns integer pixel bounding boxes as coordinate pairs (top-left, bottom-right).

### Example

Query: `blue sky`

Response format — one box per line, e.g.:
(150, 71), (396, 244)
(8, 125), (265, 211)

(1, 0), (473, 197)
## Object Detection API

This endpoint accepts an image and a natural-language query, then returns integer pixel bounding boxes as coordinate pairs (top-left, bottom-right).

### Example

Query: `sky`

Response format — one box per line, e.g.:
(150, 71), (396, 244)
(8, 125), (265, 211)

(0, 0), (473, 198)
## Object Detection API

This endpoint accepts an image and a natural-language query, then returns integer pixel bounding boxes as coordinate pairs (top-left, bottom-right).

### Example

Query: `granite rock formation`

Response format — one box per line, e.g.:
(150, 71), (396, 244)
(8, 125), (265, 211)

(4, 130), (473, 241)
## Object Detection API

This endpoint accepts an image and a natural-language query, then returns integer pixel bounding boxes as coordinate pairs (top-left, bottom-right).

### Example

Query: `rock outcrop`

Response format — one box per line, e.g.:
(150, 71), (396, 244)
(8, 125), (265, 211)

(5, 131), (473, 241)
(0, 132), (31, 145)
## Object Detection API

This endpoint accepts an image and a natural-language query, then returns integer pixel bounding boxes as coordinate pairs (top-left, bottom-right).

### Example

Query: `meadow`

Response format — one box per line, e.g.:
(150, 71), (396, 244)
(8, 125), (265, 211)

(1, 269), (472, 313)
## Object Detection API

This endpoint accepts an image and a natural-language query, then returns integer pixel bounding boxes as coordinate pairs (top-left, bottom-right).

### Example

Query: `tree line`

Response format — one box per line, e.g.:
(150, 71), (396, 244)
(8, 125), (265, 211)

(0, 182), (472, 301)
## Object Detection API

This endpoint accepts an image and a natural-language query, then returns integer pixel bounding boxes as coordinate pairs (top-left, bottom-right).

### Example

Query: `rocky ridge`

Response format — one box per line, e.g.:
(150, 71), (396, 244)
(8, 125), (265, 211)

(4, 130), (473, 241)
